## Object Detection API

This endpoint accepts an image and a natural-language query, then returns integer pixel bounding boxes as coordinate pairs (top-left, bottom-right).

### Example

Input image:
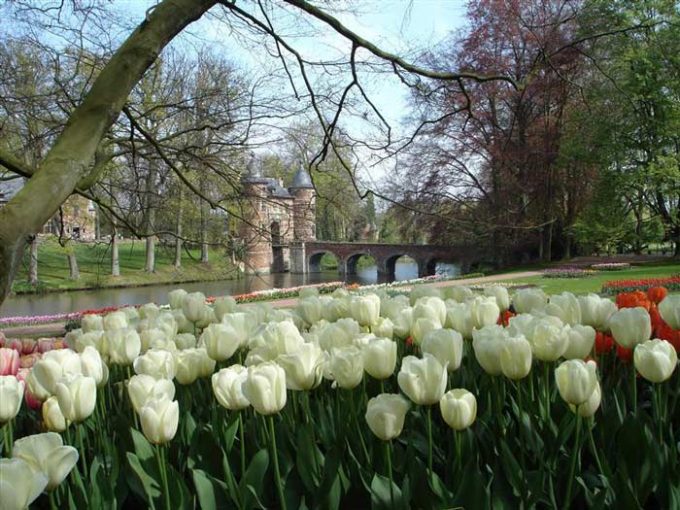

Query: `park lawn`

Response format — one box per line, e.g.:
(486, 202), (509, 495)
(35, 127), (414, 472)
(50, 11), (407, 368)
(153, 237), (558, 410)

(501, 261), (680, 295)
(12, 236), (239, 293)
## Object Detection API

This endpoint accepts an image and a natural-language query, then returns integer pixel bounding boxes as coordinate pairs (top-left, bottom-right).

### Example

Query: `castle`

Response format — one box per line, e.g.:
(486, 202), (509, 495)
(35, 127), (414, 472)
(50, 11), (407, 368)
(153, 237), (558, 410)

(239, 163), (316, 274)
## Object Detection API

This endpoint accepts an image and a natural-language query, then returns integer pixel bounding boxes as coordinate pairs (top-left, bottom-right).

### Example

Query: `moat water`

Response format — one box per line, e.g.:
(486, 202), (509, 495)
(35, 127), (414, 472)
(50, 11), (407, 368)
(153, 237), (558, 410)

(1, 261), (459, 318)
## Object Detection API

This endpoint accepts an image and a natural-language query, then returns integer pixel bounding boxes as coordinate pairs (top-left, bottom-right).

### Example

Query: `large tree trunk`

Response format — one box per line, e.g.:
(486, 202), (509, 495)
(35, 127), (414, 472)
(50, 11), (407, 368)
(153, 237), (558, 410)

(0, 0), (216, 307)
(111, 228), (120, 277)
(28, 236), (39, 285)
(146, 235), (156, 273)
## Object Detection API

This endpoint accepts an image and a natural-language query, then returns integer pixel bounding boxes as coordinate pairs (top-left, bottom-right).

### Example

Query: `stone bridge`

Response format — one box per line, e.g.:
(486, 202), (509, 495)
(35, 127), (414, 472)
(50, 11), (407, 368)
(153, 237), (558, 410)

(290, 241), (478, 278)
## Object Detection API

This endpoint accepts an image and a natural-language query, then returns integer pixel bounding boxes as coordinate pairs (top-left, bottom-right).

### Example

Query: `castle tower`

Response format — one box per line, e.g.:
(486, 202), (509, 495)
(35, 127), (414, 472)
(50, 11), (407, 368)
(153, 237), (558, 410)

(239, 160), (272, 273)
(289, 164), (316, 241)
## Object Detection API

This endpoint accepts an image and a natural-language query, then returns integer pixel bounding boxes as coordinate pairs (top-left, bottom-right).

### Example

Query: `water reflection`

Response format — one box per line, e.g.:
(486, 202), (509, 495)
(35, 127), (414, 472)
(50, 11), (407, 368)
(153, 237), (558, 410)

(1, 262), (459, 318)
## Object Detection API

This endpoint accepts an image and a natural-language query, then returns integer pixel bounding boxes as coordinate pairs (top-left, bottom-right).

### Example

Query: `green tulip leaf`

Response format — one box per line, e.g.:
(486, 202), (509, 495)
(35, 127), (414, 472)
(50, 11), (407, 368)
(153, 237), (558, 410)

(370, 473), (404, 510)
(193, 468), (231, 510)
(126, 452), (161, 506)
(239, 448), (269, 509)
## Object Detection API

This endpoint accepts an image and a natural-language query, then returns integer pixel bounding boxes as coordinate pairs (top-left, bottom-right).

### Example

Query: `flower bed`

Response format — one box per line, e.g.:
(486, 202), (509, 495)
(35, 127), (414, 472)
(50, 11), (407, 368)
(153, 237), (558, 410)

(590, 262), (630, 271)
(543, 268), (597, 278)
(601, 275), (680, 295)
(0, 285), (679, 508)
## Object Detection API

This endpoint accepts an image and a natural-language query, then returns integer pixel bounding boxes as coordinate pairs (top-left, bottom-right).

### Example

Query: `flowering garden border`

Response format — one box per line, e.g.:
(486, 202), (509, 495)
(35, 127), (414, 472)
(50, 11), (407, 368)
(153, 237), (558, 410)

(601, 276), (680, 295)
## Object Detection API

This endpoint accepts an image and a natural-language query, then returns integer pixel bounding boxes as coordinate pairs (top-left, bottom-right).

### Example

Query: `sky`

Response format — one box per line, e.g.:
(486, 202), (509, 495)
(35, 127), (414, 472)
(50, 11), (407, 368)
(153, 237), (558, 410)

(3, 0), (470, 190)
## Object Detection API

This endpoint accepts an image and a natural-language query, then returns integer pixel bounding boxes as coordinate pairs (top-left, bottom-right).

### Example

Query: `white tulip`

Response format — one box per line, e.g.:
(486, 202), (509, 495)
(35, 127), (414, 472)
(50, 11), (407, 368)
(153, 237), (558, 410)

(328, 346), (364, 389)
(175, 348), (215, 385)
(277, 343), (325, 391)
(55, 373), (96, 423)
(531, 318), (570, 362)
(555, 359), (598, 406)
(371, 317), (394, 339)
(106, 328), (141, 365)
(140, 398), (179, 444)
(444, 286), (473, 303)
(133, 349), (177, 380)
(0, 376), (24, 423)
(563, 325), (596, 360)
(127, 374), (176, 414)
(469, 296), (500, 329)
(0, 458), (48, 509)
(609, 307), (652, 349)
(80, 346), (109, 387)
(242, 362), (287, 415)
(569, 381), (601, 417)
(182, 292), (206, 323)
(168, 289), (188, 310)
(411, 317), (441, 346)
(421, 329), (463, 372)
(634, 339), (678, 383)
(578, 294), (617, 330)
(201, 323), (242, 362)
(212, 365), (250, 410)
(81, 314), (103, 333)
(545, 292), (581, 326)
(365, 394), (410, 441)
(513, 288), (548, 314)
(103, 311), (128, 331)
(658, 295), (680, 330)
(398, 354), (448, 406)
(446, 302), (474, 339)
(12, 432), (79, 490)
(350, 295), (381, 327)
(42, 396), (67, 432)
(440, 389), (477, 430)
(362, 337), (398, 380)
(499, 335), (533, 380)
(472, 325), (506, 376)
(484, 286), (510, 311)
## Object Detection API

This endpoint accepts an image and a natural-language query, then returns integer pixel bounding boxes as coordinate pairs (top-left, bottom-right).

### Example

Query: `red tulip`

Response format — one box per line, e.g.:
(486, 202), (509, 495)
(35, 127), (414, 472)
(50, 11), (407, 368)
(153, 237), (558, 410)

(595, 332), (614, 354)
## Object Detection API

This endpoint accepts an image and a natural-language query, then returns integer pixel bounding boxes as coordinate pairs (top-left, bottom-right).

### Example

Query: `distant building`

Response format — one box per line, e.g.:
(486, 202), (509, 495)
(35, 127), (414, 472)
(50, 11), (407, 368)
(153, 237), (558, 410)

(238, 162), (316, 273)
(0, 178), (97, 241)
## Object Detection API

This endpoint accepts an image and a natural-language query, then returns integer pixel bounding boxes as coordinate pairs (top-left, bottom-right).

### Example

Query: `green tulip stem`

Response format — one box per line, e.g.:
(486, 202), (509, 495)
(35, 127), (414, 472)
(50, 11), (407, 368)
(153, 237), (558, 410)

(543, 362), (551, 421)
(348, 390), (371, 463)
(156, 444), (171, 510)
(631, 366), (637, 416)
(565, 413), (582, 505)
(238, 411), (246, 476)
(426, 405), (434, 473)
(384, 440), (394, 507)
(380, 380), (385, 394)
(453, 430), (462, 474)
(516, 381), (528, 500)
(586, 419), (604, 476)
(77, 424), (89, 476)
(654, 384), (663, 442)
(2, 420), (12, 457)
(268, 416), (288, 510)
(49, 490), (59, 510)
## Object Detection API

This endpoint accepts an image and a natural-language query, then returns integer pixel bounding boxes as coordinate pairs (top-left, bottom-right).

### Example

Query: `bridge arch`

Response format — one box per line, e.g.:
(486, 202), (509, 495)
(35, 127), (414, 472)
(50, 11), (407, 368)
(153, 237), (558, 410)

(344, 252), (375, 276)
(308, 250), (340, 273)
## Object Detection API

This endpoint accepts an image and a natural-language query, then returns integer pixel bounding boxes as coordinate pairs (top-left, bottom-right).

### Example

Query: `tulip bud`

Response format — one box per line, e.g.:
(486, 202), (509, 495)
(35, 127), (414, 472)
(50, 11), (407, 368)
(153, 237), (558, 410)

(362, 338), (398, 380)
(213, 296), (237, 321)
(246, 321), (305, 366)
(28, 349), (82, 399)
(175, 333), (197, 351)
(55, 373), (96, 423)
(499, 335), (532, 380)
(350, 295), (381, 327)
(0, 347), (20, 376)
(139, 303), (161, 321)
(140, 398), (180, 445)
(72, 331), (105, 355)
(328, 346), (364, 389)
(421, 329), (463, 372)
(106, 328), (142, 365)
(545, 292), (582, 326)
(371, 317), (394, 340)
(563, 325), (596, 360)
(445, 303), (474, 340)
(168, 288), (188, 310)
(443, 286), (473, 303)
(513, 288), (548, 314)
(634, 339), (677, 383)
(440, 389), (477, 430)
(578, 294), (617, 330)
(398, 354), (447, 406)
(484, 286), (510, 312)
(472, 325), (506, 376)
(531, 318), (569, 362)
(103, 311), (128, 331)
(277, 343), (325, 391)
(555, 359), (598, 406)
(12, 432), (79, 490)
(182, 292), (207, 323)
(469, 296), (500, 329)
(81, 314), (103, 333)
(411, 317), (441, 346)
(0, 376), (24, 423)
(201, 323), (242, 362)
(297, 298), (323, 326)
(609, 307), (652, 349)
(242, 362), (287, 415)
(365, 393), (410, 441)
(392, 307), (413, 340)
(413, 297), (447, 326)
(42, 396), (67, 432)
(658, 295), (680, 330)
(127, 374), (176, 414)
(80, 346), (109, 387)
(133, 349), (176, 380)
(175, 348), (215, 385)
(212, 365), (250, 410)
(0, 458), (48, 508)
(569, 381), (601, 418)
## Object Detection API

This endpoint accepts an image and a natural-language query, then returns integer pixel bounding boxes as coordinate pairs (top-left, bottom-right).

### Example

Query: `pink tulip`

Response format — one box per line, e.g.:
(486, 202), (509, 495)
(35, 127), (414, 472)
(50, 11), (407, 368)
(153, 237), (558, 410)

(24, 387), (43, 410)
(0, 347), (20, 376)
(21, 338), (37, 355)
(16, 368), (30, 382)
(8, 338), (22, 352)
(37, 338), (55, 354)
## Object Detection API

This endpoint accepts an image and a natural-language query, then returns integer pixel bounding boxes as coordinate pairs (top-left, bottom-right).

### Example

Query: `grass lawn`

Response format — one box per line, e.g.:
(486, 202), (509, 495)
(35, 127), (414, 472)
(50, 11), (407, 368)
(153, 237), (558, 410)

(502, 262), (680, 295)
(12, 236), (239, 294)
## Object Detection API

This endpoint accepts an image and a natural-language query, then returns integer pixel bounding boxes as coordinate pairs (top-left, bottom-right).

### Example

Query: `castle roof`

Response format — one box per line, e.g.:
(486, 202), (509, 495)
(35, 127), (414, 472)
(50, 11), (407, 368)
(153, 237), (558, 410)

(290, 165), (313, 189)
